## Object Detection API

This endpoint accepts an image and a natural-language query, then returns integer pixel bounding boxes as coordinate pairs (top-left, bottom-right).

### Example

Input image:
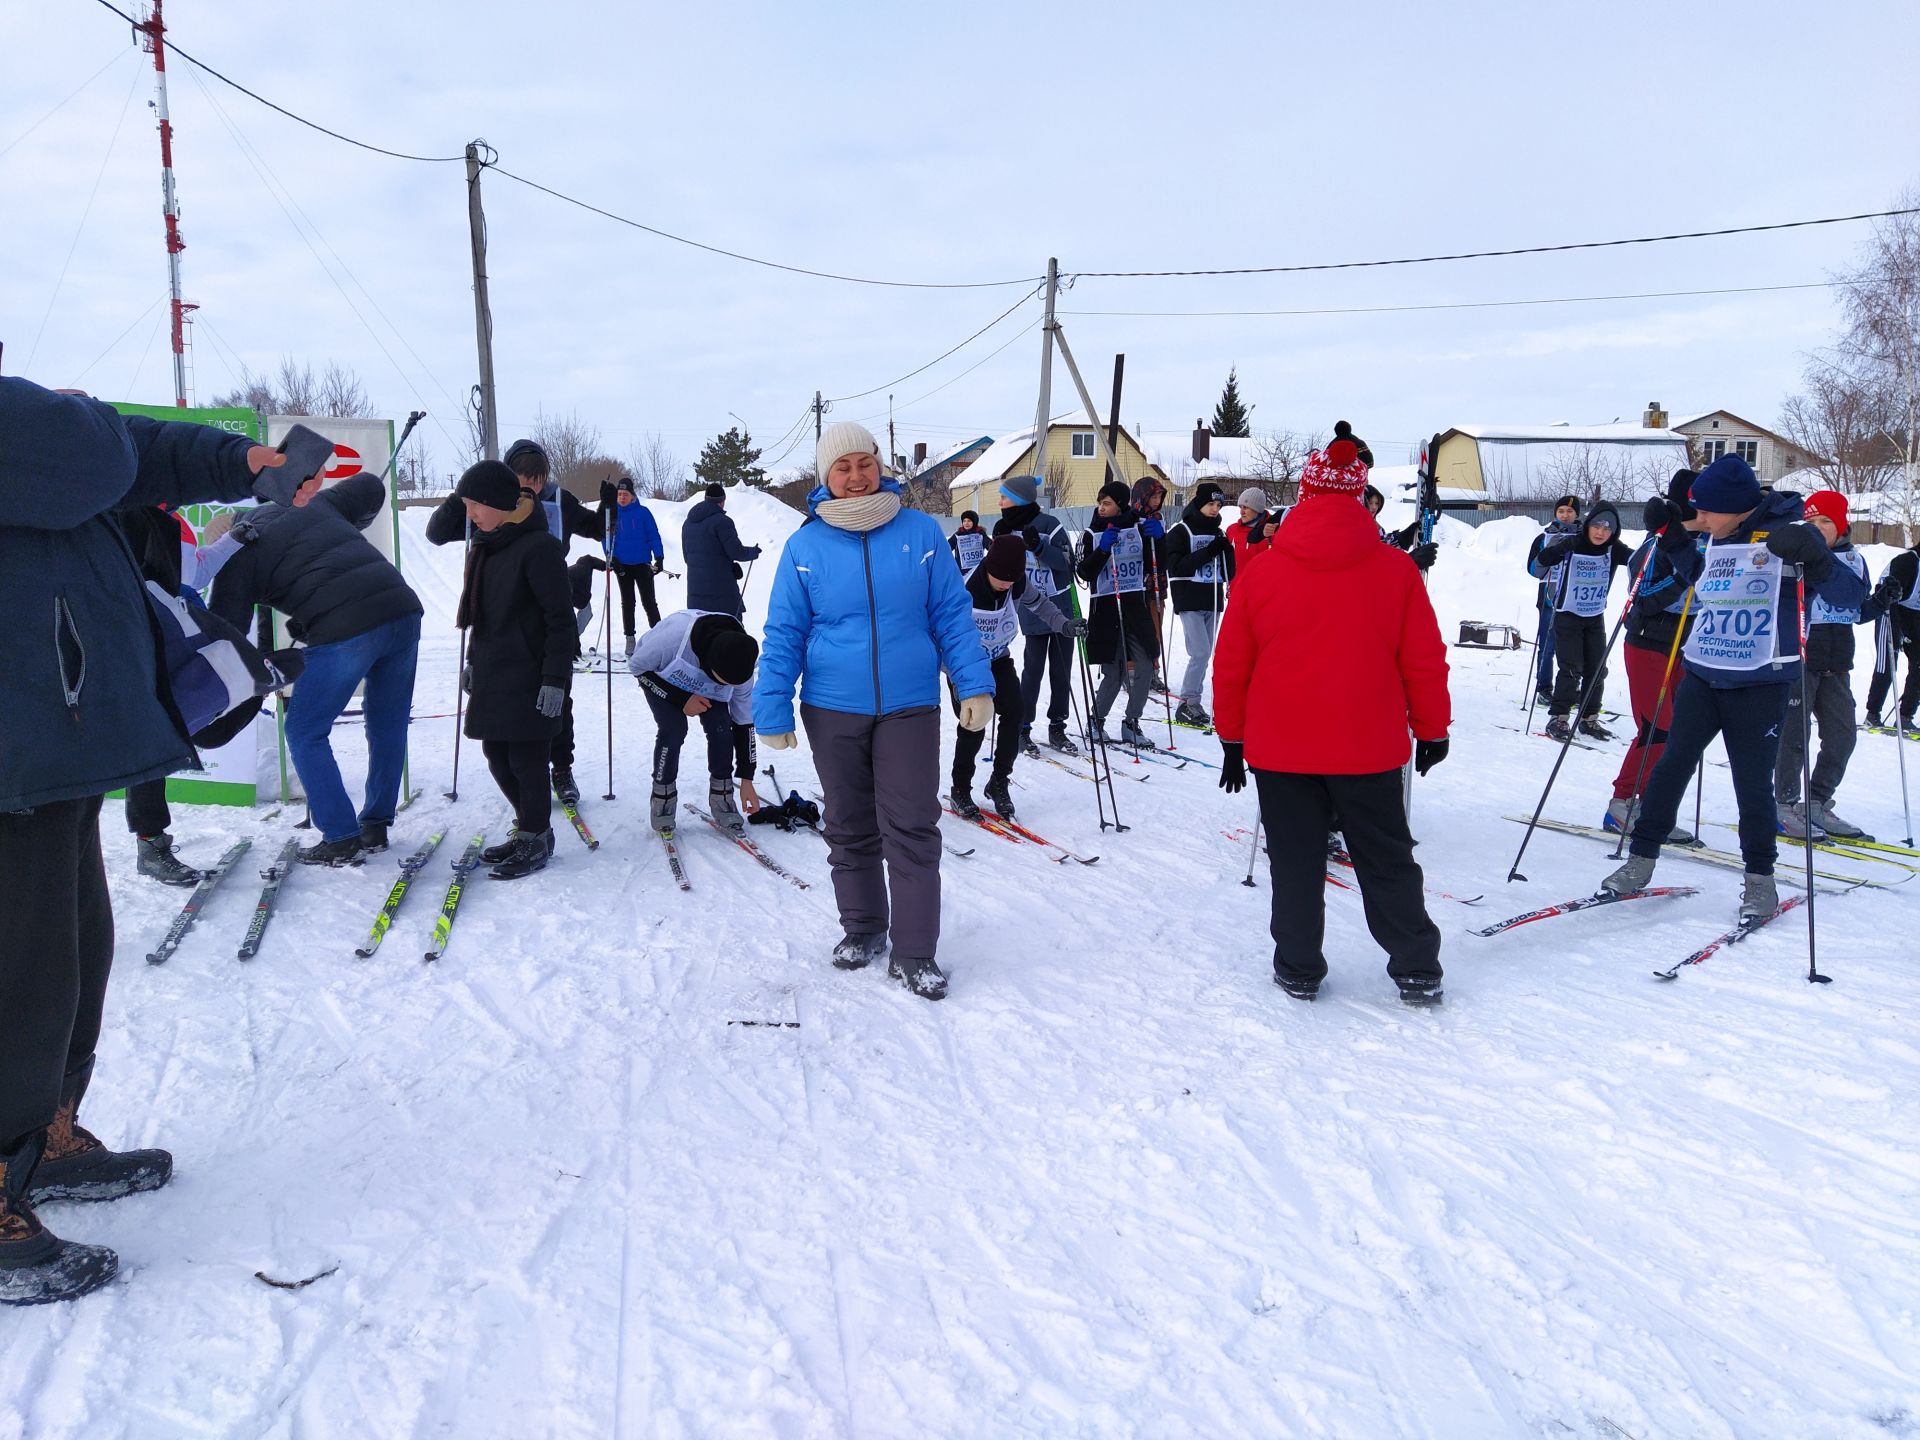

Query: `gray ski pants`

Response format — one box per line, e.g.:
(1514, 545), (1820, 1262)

(801, 703), (944, 961)
(1178, 611), (1219, 703)
(1094, 633), (1155, 725)
(1777, 669), (1858, 807)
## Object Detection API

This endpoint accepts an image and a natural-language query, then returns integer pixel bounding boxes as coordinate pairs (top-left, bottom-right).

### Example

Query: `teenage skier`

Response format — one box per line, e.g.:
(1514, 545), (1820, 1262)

(1165, 481), (1236, 727)
(949, 510), (986, 572)
(754, 422), (993, 1001)
(604, 477), (664, 650)
(629, 610), (761, 836)
(949, 534), (1085, 821)
(1525, 495), (1582, 706)
(1227, 487), (1278, 571)
(1212, 438), (1451, 1005)
(1078, 480), (1163, 748)
(993, 476), (1078, 757)
(1864, 540), (1920, 733)
(1533, 501), (1633, 742)
(1601, 457), (1868, 921)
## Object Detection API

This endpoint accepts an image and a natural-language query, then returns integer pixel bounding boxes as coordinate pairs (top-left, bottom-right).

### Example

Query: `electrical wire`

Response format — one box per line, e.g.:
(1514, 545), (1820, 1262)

(851, 315), (1040, 425)
(0, 46), (132, 161)
(1058, 279), (1844, 319)
(68, 294), (164, 386)
(87, 0), (464, 162)
(823, 286), (1041, 403)
(1067, 209), (1920, 280)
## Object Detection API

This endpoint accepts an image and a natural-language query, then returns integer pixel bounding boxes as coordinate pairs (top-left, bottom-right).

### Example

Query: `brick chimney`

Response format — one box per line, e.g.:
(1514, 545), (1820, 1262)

(1643, 400), (1668, 429)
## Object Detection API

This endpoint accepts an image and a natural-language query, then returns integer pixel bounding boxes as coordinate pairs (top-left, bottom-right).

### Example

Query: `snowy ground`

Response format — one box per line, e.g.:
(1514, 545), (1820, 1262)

(2, 495), (1917, 1439)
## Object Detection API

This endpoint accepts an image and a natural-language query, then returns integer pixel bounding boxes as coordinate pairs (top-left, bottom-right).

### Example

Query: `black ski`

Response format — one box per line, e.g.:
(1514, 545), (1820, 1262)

(146, 839), (251, 965)
(424, 832), (487, 961)
(237, 839), (300, 961)
(1655, 894), (1807, 981)
(1471, 886), (1697, 938)
(354, 830), (445, 957)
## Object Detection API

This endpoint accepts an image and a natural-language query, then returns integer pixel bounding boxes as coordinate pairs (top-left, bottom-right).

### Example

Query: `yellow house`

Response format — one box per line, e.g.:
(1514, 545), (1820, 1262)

(946, 421), (1170, 516)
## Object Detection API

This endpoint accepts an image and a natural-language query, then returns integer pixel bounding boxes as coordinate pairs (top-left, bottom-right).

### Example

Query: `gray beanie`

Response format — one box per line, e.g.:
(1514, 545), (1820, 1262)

(1236, 487), (1269, 510)
(817, 420), (881, 479)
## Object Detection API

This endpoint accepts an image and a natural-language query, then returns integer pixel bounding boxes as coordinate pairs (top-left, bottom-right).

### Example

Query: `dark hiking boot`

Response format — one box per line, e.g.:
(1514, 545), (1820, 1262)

(359, 821), (390, 854)
(29, 1075), (173, 1206)
(949, 789), (982, 822)
(1602, 854), (1655, 896)
(488, 831), (552, 880)
(1545, 714), (1573, 742)
(1175, 701), (1211, 727)
(1274, 975), (1320, 1002)
(1397, 981), (1445, 1009)
(1120, 718), (1157, 750)
(1866, 712), (1886, 731)
(552, 768), (581, 806)
(0, 1138), (118, 1307)
(708, 779), (745, 837)
(1578, 717), (1613, 742)
(481, 830), (522, 865)
(1740, 872), (1778, 926)
(1046, 723), (1079, 757)
(889, 953), (948, 1000)
(650, 784), (678, 836)
(296, 834), (364, 866)
(832, 933), (888, 971)
(136, 834), (202, 887)
(983, 776), (1015, 820)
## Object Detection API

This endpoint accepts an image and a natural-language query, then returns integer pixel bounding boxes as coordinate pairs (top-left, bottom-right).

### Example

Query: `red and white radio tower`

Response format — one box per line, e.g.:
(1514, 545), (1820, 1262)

(134, 0), (195, 407)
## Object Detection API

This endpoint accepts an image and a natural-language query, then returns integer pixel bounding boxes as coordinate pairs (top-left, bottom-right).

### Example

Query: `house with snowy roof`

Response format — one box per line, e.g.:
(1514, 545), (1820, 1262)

(1669, 408), (1829, 483)
(946, 418), (1170, 516)
(1427, 420), (1692, 502)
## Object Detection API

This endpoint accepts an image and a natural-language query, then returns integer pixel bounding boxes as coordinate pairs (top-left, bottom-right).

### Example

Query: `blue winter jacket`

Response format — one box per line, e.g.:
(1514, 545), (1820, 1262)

(753, 481), (995, 734)
(0, 377), (260, 810)
(607, 499), (663, 566)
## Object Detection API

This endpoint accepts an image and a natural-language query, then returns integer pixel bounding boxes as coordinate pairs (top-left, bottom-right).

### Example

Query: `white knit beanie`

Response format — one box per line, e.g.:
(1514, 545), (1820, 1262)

(817, 421), (881, 480)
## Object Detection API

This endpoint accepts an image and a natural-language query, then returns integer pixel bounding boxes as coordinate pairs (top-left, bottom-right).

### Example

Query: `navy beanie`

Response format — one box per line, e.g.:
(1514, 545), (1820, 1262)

(1690, 455), (1761, 514)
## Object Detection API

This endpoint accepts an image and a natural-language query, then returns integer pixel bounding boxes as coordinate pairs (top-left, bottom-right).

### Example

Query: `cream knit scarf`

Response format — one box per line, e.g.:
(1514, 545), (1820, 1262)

(816, 490), (902, 533)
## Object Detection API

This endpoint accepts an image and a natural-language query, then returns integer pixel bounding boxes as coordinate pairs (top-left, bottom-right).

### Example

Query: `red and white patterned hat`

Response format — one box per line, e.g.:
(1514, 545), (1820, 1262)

(1298, 439), (1368, 500)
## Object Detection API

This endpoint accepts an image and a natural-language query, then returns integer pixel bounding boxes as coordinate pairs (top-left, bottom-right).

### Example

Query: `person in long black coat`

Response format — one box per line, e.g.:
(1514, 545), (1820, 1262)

(453, 461), (577, 878)
(682, 484), (761, 618)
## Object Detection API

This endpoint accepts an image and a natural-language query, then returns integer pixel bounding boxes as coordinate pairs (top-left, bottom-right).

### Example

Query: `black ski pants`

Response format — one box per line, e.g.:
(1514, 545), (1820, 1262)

(484, 739), (555, 835)
(0, 796), (112, 1150)
(124, 776), (172, 837)
(1865, 616), (1920, 721)
(1019, 630), (1073, 732)
(952, 653), (1021, 792)
(1255, 768), (1441, 992)
(1629, 673), (1787, 874)
(612, 561), (660, 635)
(549, 682), (576, 772)
(643, 686), (732, 786)
(1550, 611), (1607, 718)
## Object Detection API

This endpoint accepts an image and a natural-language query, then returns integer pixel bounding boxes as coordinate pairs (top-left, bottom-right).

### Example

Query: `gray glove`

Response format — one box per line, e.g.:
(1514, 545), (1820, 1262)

(461, 664), (473, 694)
(535, 684), (566, 719)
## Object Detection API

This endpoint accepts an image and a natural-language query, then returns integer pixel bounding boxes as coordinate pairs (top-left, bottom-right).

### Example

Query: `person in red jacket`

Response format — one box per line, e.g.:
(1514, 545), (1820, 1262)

(1227, 486), (1277, 570)
(1212, 439), (1452, 1006)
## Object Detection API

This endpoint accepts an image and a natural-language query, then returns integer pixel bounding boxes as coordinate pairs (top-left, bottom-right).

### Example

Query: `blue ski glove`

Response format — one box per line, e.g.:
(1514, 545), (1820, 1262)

(535, 684), (566, 719)
(1218, 741), (1247, 795)
(1096, 527), (1119, 552)
(1140, 516), (1165, 539)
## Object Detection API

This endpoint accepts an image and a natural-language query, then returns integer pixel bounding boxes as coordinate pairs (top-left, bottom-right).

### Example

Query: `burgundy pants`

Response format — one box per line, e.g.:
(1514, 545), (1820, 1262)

(1611, 641), (1682, 801)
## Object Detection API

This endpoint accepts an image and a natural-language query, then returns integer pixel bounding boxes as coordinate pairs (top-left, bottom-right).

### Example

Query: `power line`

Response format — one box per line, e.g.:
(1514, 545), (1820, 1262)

(1066, 209), (1920, 280)
(1059, 279), (1843, 319)
(852, 315), (1040, 425)
(825, 286), (1040, 403)
(0, 45), (131, 161)
(87, 0), (465, 162)
(69, 294), (164, 386)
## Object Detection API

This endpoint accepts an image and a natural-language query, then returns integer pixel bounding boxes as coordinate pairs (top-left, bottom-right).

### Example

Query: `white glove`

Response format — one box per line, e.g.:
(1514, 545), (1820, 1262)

(957, 695), (994, 732)
(760, 731), (798, 750)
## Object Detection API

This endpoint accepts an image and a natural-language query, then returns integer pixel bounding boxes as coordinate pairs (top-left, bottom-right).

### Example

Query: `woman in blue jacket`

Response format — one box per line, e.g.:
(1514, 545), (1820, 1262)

(754, 422), (993, 1000)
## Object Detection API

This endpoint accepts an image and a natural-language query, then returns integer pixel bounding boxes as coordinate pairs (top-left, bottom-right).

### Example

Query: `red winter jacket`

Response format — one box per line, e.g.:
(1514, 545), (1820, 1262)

(1213, 495), (1450, 774)
(1227, 515), (1277, 571)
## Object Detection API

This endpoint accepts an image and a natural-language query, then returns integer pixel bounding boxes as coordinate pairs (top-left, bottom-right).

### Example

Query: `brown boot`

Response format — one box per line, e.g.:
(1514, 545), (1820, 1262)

(27, 1060), (173, 1206)
(0, 1133), (119, 1306)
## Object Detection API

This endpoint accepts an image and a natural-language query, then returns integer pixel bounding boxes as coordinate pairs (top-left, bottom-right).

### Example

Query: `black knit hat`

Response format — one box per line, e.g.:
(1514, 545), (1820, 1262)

(984, 533), (1028, 583)
(456, 460), (523, 511)
(1192, 482), (1227, 507)
(616, 476), (637, 496)
(1099, 480), (1132, 509)
(1554, 493), (1580, 512)
(960, 510), (979, 525)
(703, 628), (759, 686)
(705, 483), (726, 502)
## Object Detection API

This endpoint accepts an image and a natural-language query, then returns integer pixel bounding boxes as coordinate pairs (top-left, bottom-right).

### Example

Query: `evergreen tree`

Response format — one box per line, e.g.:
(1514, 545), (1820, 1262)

(693, 426), (767, 492)
(1211, 368), (1254, 438)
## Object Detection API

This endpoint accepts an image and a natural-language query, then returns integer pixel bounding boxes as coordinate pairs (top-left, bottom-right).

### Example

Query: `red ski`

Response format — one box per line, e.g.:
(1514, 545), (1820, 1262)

(1472, 886), (1698, 938)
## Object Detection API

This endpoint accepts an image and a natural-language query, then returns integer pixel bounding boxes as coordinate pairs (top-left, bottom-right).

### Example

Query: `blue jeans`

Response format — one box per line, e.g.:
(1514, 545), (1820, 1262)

(285, 614), (420, 842)
(1534, 598), (1557, 693)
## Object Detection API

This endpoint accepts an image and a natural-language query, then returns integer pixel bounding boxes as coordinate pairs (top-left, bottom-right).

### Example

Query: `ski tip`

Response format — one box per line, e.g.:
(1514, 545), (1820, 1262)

(1077, 856), (1101, 865)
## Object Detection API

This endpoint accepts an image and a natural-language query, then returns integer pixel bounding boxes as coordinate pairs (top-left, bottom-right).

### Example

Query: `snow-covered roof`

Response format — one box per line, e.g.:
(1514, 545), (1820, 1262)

(917, 435), (993, 473)
(1448, 423), (1686, 444)
(1140, 431), (1264, 484)
(952, 426), (1041, 486)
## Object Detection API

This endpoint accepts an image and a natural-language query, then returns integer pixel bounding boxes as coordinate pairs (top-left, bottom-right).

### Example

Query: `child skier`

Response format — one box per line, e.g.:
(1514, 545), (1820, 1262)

(992, 475), (1079, 758)
(1165, 481), (1236, 727)
(1865, 540), (1920, 733)
(949, 534), (1084, 821)
(1078, 481), (1163, 749)
(949, 511), (986, 572)
(1525, 495), (1582, 707)
(628, 609), (762, 837)
(1534, 501), (1633, 741)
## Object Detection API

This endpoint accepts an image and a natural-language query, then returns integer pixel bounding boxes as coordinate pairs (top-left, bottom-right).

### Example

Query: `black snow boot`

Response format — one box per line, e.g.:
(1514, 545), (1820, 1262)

(889, 953), (948, 1001)
(1545, 714), (1573, 742)
(1020, 728), (1041, 759)
(832, 933), (888, 971)
(136, 833), (202, 887)
(28, 1060), (172, 1205)
(0, 1134), (118, 1308)
(359, 821), (390, 854)
(1397, 980), (1445, 1009)
(1047, 723), (1080, 757)
(296, 834), (364, 866)
(552, 768), (581, 806)
(1274, 974), (1320, 1002)
(481, 830), (521, 864)
(1578, 716), (1613, 742)
(488, 831), (552, 880)
(983, 776), (1015, 820)
(949, 788), (982, 822)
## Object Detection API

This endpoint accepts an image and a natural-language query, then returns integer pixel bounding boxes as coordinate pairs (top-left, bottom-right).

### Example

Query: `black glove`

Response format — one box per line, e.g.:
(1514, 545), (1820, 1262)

(600, 480), (618, 506)
(534, 684), (566, 719)
(1064, 617), (1089, 638)
(1414, 737), (1449, 776)
(1641, 496), (1688, 532)
(1875, 573), (1905, 608)
(1218, 741), (1247, 795)
(1657, 517), (1698, 553)
(1245, 516), (1270, 546)
(651, 558), (664, 576)
(1022, 525), (1042, 553)
(1536, 539), (1573, 567)
(461, 664), (473, 694)
(1766, 523), (1828, 567)
(1410, 541), (1438, 571)
(732, 562), (744, 579)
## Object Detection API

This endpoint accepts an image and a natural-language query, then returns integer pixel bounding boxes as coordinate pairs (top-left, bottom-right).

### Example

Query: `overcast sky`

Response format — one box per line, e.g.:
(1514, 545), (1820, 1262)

(4, 0), (1916, 478)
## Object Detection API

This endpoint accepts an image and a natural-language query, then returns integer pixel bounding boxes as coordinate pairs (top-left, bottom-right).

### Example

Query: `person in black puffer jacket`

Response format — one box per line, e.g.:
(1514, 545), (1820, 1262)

(1533, 500), (1634, 741)
(1164, 482), (1236, 726)
(1077, 481), (1163, 749)
(452, 462), (577, 879)
(682, 484), (762, 619)
(0, 376), (298, 1309)
(210, 472), (423, 865)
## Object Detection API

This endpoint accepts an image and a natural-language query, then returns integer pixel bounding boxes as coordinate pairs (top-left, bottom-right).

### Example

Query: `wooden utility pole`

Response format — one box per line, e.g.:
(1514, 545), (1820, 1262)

(813, 390), (825, 440)
(465, 141), (499, 461)
(1101, 354), (1125, 488)
(1028, 258), (1059, 500)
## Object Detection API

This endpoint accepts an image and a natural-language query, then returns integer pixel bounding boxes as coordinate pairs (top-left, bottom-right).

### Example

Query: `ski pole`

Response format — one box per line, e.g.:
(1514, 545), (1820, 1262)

(1073, 615), (1126, 832)
(1507, 553), (1652, 882)
(1793, 568), (1829, 984)
(1242, 811), (1262, 888)
(1888, 618), (1915, 846)
(445, 525), (474, 801)
(602, 560), (617, 802)
(1145, 536), (1176, 750)
(1610, 588), (1693, 859)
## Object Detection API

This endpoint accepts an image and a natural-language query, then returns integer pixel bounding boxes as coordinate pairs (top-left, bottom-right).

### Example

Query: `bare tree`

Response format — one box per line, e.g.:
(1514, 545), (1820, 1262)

(626, 432), (686, 499)
(769, 463), (816, 513)
(529, 407), (607, 499)
(395, 438), (449, 498)
(1779, 369), (1900, 493)
(317, 361), (373, 418)
(212, 356), (375, 417)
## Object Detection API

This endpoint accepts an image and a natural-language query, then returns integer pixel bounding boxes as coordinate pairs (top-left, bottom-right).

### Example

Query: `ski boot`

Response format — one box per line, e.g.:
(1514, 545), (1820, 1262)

(481, 830), (521, 864)
(623, 635), (637, 662)
(1809, 799), (1869, 839)
(1740, 872), (1778, 925)
(949, 788), (982, 822)
(1046, 722), (1080, 757)
(0, 1135), (118, 1308)
(1775, 802), (1827, 841)
(1019, 728), (1042, 760)
(1119, 717), (1157, 750)
(28, 1060), (172, 1205)
(1903, 713), (1920, 739)
(359, 821), (390, 854)
(1396, 980), (1445, 1009)
(1605, 797), (1697, 845)
(296, 834), (364, 866)
(1544, 714), (1573, 742)
(552, 768), (581, 806)
(708, 779), (746, 837)
(1534, 687), (1555, 709)
(1175, 700), (1211, 728)
(1601, 853), (1655, 896)
(1578, 716), (1613, 742)
(983, 776), (1015, 820)
(650, 783), (678, 836)
(889, 953), (948, 1001)
(832, 933), (888, 971)
(135, 834), (202, 887)
(489, 831), (552, 880)
(1273, 975), (1320, 1002)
